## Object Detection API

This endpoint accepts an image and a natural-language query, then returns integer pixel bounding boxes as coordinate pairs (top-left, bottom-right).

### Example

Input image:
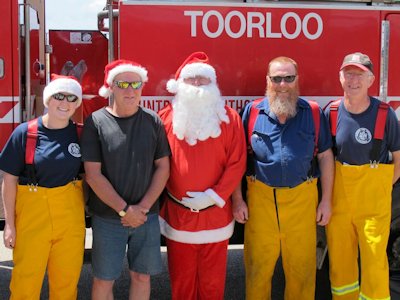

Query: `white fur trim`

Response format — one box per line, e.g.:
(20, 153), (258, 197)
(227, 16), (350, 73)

(180, 62), (216, 83)
(43, 78), (82, 108)
(99, 85), (111, 98)
(205, 188), (226, 208)
(159, 217), (234, 244)
(166, 79), (179, 94)
(99, 64), (148, 98)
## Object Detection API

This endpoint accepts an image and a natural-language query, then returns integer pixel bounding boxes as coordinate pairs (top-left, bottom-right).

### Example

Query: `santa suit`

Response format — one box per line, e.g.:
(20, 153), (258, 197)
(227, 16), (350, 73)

(159, 104), (246, 300)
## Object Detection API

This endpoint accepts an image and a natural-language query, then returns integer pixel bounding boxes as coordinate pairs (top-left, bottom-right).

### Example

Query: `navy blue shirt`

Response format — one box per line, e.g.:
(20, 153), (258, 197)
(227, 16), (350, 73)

(0, 117), (82, 187)
(325, 97), (400, 165)
(242, 97), (332, 188)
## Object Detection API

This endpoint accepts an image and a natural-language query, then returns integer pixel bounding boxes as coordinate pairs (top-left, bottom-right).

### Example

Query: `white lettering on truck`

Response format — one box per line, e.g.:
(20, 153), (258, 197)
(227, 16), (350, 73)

(185, 10), (323, 40)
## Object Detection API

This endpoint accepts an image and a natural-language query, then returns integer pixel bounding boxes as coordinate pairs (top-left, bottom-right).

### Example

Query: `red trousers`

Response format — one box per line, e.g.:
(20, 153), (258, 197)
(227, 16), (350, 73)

(166, 238), (229, 300)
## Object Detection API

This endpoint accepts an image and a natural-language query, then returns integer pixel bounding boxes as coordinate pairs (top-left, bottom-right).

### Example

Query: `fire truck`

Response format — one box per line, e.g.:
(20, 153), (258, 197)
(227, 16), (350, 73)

(1, 0), (400, 295)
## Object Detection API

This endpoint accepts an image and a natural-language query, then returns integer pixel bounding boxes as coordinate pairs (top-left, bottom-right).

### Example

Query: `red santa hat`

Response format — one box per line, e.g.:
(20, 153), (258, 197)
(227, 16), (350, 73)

(43, 74), (82, 108)
(99, 59), (148, 98)
(166, 51), (217, 94)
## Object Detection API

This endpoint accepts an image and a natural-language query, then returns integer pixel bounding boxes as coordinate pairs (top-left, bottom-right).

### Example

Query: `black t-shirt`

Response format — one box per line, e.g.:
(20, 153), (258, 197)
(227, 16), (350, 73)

(81, 107), (171, 218)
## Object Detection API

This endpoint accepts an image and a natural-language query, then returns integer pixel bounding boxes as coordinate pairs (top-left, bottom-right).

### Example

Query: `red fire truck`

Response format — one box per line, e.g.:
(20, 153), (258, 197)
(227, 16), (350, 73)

(1, 0), (400, 295)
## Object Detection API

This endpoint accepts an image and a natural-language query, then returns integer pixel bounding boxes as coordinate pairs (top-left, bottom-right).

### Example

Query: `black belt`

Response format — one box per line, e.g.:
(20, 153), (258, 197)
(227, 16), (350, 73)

(166, 191), (215, 212)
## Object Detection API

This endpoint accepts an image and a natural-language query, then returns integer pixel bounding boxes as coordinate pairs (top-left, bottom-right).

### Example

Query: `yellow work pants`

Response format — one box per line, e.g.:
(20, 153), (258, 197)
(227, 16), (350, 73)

(244, 178), (318, 300)
(11, 180), (85, 300)
(327, 161), (393, 300)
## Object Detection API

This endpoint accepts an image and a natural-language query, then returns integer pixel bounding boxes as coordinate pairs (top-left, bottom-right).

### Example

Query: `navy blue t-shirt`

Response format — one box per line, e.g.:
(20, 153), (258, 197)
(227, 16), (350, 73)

(325, 97), (400, 165)
(0, 117), (82, 187)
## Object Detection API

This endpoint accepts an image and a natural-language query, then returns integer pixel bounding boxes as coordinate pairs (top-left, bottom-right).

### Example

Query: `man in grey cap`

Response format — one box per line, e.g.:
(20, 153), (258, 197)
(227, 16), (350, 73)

(324, 52), (400, 300)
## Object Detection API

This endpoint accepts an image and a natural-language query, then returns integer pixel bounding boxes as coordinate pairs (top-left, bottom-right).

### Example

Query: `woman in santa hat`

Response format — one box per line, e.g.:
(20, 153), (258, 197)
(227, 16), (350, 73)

(0, 74), (85, 299)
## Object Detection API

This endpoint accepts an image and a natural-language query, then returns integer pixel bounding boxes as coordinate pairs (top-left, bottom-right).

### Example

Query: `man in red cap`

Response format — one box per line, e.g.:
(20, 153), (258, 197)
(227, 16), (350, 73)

(325, 52), (400, 299)
(81, 59), (171, 300)
(159, 51), (246, 299)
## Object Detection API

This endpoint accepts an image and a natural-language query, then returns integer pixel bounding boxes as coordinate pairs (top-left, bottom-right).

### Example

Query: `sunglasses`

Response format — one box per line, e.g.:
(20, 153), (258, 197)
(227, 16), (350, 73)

(52, 93), (79, 102)
(269, 75), (297, 84)
(114, 80), (143, 90)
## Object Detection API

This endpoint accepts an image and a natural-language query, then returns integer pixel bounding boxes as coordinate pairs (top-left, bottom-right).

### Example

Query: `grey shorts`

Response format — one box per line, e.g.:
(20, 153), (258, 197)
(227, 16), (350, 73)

(91, 213), (162, 280)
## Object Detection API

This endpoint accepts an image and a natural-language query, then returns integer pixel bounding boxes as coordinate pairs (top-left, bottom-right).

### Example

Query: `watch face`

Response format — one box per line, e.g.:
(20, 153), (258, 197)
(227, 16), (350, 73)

(119, 211), (126, 217)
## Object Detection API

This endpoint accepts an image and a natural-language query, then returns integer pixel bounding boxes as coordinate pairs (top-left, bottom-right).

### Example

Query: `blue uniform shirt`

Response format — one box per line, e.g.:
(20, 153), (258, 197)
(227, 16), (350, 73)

(325, 97), (400, 165)
(0, 116), (82, 187)
(242, 97), (332, 188)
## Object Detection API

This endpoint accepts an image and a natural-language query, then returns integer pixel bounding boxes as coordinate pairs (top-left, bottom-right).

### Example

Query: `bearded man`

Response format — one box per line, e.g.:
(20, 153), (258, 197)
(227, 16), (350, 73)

(158, 52), (246, 300)
(232, 56), (334, 300)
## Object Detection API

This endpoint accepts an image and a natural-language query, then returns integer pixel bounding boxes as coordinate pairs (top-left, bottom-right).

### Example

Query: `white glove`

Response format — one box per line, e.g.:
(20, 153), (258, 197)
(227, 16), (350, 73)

(181, 191), (216, 212)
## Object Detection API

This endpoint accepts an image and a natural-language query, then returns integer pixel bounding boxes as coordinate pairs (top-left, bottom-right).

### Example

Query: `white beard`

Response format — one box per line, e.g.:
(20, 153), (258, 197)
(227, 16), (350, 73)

(172, 82), (229, 146)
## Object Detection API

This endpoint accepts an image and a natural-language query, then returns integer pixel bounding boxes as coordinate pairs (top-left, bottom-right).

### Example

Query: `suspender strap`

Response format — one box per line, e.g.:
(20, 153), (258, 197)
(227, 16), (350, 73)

(370, 102), (389, 162)
(329, 100), (341, 137)
(307, 101), (321, 180)
(247, 98), (263, 145)
(308, 100), (320, 157)
(25, 118), (39, 165)
(374, 102), (389, 140)
(25, 118), (39, 185)
(245, 98), (263, 178)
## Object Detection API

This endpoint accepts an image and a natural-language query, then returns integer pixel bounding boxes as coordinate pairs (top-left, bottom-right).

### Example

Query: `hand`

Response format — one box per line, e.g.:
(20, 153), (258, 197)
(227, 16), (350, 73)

(120, 205), (148, 227)
(232, 198), (248, 224)
(3, 223), (16, 249)
(181, 191), (216, 212)
(316, 198), (332, 226)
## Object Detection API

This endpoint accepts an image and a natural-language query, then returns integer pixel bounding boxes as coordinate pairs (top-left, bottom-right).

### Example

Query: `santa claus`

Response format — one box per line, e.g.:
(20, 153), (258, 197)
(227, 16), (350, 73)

(158, 52), (246, 300)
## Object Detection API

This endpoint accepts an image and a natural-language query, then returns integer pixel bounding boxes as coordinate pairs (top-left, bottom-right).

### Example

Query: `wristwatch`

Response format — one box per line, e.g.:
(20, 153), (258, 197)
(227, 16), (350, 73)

(118, 204), (130, 217)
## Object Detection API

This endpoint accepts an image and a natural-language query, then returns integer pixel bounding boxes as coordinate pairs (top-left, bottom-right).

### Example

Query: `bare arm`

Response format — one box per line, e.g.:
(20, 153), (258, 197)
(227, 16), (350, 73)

(392, 150), (400, 184)
(231, 183), (248, 224)
(316, 148), (334, 226)
(2, 172), (18, 248)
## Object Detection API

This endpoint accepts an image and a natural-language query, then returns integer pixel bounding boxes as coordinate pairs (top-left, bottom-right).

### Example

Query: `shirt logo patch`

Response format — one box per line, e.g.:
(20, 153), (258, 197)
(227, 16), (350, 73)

(68, 143), (81, 157)
(354, 128), (372, 144)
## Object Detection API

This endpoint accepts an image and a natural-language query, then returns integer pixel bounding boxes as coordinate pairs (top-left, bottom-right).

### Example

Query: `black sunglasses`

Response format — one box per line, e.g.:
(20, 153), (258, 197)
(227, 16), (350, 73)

(52, 93), (79, 102)
(114, 80), (143, 90)
(269, 75), (297, 84)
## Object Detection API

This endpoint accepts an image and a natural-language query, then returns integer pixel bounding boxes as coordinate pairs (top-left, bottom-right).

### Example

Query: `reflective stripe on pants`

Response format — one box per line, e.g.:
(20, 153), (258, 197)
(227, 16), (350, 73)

(11, 180), (85, 300)
(327, 161), (393, 300)
(244, 178), (318, 300)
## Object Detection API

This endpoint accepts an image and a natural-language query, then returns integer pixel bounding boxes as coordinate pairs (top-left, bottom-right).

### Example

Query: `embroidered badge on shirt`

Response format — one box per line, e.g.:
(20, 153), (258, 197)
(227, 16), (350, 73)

(354, 128), (372, 145)
(68, 143), (81, 157)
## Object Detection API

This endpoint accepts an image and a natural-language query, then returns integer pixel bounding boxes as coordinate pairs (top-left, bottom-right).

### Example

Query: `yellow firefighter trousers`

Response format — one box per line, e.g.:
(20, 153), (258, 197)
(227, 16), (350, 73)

(326, 161), (393, 300)
(10, 180), (85, 300)
(244, 178), (318, 300)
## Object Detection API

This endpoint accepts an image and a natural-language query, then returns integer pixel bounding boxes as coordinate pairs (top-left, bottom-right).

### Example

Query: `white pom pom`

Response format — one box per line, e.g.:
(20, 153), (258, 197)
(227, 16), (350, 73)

(99, 85), (111, 98)
(166, 79), (178, 94)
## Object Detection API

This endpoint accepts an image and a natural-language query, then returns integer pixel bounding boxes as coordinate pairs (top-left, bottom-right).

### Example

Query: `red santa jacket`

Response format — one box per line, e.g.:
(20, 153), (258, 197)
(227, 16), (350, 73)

(159, 104), (246, 244)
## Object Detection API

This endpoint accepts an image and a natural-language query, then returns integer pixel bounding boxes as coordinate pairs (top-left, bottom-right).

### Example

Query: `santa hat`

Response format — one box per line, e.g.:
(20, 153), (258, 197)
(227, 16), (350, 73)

(43, 74), (82, 108)
(167, 51), (217, 94)
(99, 59), (148, 98)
